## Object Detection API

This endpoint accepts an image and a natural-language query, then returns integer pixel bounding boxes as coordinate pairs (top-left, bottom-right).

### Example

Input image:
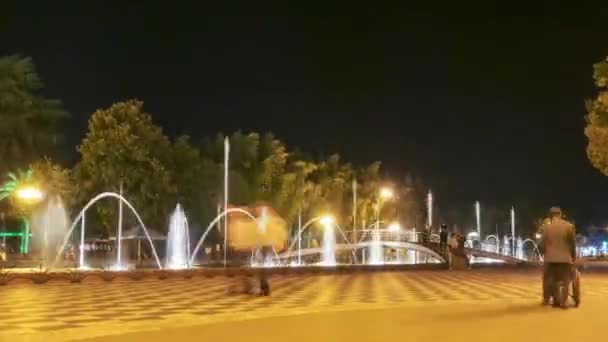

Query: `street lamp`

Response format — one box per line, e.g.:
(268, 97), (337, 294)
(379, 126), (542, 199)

(320, 216), (334, 227)
(379, 187), (393, 200)
(16, 186), (44, 203)
(388, 222), (401, 232)
(15, 186), (44, 254)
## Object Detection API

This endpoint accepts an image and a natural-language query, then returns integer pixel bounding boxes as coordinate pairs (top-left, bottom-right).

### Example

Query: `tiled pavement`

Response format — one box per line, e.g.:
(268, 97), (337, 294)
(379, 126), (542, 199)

(1, 269), (607, 341)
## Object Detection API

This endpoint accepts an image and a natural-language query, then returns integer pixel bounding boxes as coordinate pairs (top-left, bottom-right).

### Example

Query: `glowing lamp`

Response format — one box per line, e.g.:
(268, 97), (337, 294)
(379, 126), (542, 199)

(379, 187), (394, 199)
(16, 187), (44, 202)
(388, 222), (401, 232)
(320, 216), (334, 227)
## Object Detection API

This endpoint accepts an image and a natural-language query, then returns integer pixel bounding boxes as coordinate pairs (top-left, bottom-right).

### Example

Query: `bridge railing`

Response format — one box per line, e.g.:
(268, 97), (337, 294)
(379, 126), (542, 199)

(346, 229), (436, 244)
(350, 230), (540, 262)
(289, 229), (541, 262)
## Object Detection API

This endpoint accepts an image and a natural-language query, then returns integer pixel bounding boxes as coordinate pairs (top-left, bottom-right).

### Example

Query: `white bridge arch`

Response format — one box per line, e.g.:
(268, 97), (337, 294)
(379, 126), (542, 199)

(277, 240), (446, 263)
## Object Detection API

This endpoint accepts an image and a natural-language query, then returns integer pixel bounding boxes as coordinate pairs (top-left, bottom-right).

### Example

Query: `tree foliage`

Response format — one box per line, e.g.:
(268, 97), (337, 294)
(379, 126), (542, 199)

(0, 168), (46, 221)
(585, 56), (608, 176)
(0, 51), (429, 239)
(31, 158), (74, 200)
(75, 100), (175, 235)
(0, 55), (68, 175)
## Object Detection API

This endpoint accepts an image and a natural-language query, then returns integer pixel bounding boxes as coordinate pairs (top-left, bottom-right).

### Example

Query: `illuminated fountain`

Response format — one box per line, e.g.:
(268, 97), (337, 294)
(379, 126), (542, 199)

(502, 235), (510, 256)
(321, 220), (336, 265)
(318, 217), (357, 266)
(283, 216), (356, 266)
(52, 192), (162, 270)
(475, 201), (481, 238)
(521, 239), (543, 262)
(510, 206), (516, 256)
(426, 190), (433, 228)
(189, 208), (256, 266)
(366, 187), (395, 265)
(368, 229), (383, 265)
(166, 204), (190, 269)
(484, 235), (500, 253)
(30, 196), (69, 269)
(516, 237), (524, 259)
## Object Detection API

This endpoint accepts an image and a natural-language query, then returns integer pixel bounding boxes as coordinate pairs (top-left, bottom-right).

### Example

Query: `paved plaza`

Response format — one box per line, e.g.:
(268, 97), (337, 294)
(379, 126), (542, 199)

(1, 268), (607, 341)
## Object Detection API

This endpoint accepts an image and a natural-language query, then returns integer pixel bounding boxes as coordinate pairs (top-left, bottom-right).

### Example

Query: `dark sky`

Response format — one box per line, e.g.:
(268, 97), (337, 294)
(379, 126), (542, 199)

(3, 3), (608, 228)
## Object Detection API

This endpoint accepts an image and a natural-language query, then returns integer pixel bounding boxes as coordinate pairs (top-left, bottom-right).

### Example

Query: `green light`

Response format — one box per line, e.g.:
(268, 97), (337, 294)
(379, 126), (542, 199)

(0, 223), (32, 254)
(0, 232), (26, 237)
(19, 219), (30, 254)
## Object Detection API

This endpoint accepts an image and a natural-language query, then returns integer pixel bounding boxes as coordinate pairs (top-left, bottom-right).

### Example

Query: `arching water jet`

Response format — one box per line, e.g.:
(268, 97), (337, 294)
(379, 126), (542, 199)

(52, 192), (162, 270)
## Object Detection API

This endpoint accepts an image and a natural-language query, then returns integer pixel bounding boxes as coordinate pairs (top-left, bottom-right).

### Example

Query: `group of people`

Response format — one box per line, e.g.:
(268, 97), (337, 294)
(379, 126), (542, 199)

(438, 206), (579, 306)
(225, 245), (272, 296)
(438, 226), (470, 269)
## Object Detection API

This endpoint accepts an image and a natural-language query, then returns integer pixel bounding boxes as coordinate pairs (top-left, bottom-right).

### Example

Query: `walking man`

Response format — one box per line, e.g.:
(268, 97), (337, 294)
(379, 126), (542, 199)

(541, 207), (576, 306)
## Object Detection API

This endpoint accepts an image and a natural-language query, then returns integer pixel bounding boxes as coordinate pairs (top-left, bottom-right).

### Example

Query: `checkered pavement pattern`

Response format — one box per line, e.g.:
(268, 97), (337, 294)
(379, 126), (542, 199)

(1, 270), (607, 337)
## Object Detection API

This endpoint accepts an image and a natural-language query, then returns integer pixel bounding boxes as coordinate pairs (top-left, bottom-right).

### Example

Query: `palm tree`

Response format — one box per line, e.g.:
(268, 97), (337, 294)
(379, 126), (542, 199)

(0, 55), (68, 175)
(0, 169), (34, 254)
(0, 169), (32, 202)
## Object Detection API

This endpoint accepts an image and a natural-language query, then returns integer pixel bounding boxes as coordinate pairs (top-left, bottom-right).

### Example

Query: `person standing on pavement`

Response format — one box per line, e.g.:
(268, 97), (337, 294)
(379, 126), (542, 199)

(448, 233), (461, 269)
(439, 224), (449, 256)
(540, 207), (576, 306)
(257, 245), (271, 296)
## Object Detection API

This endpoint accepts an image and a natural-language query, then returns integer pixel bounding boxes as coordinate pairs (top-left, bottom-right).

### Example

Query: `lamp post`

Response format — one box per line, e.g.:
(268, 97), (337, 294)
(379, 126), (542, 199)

(223, 137), (229, 267)
(116, 182), (123, 269)
(16, 186), (44, 254)
(352, 179), (357, 242)
(511, 206), (516, 257)
(475, 201), (481, 239)
(426, 190), (433, 231)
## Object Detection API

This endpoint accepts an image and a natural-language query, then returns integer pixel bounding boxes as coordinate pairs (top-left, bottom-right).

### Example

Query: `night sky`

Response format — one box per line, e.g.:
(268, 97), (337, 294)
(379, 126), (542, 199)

(2, 3), (608, 228)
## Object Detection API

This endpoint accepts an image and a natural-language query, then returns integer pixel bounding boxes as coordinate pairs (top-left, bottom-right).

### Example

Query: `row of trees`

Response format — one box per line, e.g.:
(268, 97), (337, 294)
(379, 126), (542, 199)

(74, 100), (430, 238)
(0, 54), (428, 241)
(12, 51), (607, 240)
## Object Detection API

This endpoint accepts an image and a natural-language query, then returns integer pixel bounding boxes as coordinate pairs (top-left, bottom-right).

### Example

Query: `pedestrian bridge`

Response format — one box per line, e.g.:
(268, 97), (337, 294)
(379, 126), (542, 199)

(276, 230), (540, 265)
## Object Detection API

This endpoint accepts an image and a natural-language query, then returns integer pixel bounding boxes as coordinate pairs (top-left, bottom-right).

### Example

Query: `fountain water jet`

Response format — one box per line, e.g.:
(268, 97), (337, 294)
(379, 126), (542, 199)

(189, 208), (256, 266)
(484, 235), (499, 254)
(166, 204), (190, 269)
(321, 223), (336, 265)
(511, 206), (516, 256)
(502, 235), (510, 256)
(52, 192), (163, 270)
(285, 220), (357, 265)
(516, 237), (524, 259)
(522, 239), (543, 262)
(368, 230), (383, 265)
(426, 190), (433, 228)
(475, 201), (481, 238)
(31, 196), (69, 269)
